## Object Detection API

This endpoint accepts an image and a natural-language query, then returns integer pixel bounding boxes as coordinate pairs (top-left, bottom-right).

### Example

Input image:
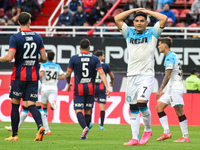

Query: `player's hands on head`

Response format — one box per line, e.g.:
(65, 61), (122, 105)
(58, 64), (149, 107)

(67, 83), (72, 92)
(136, 8), (148, 14)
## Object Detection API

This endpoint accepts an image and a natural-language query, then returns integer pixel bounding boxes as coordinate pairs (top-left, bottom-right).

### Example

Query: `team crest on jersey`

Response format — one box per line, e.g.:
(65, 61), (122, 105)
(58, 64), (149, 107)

(130, 37), (148, 45)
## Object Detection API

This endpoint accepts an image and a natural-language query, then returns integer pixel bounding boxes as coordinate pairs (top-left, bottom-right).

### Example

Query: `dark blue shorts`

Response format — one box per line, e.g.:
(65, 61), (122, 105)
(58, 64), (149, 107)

(95, 91), (107, 104)
(9, 80), (38, 101)
(74, 95), (95, 110)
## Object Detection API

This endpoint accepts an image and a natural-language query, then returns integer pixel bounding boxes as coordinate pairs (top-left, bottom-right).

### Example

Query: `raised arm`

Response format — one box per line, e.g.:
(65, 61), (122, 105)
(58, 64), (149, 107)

(139, 9), (168, 28)
(114, 8), (144, 29)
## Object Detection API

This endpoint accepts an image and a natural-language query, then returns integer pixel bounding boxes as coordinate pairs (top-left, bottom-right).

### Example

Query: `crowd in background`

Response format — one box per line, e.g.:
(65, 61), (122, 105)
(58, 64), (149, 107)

(0, 0), (200, 38)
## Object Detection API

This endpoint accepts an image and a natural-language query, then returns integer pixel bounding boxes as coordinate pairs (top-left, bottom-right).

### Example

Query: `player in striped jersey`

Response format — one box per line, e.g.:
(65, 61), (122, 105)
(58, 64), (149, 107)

(156, 37), (190, 142)
(94, 50), (114, 130)
(0, 12), (47, 141)
(115, 8), (167, 145)
(66, 38), (110, 139)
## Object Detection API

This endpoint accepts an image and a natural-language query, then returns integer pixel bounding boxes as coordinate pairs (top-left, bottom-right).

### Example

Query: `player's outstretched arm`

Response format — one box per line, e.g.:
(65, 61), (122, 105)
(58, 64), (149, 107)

(156, 69), (172, 100)
(0, 49), (16, 62)
(114, 8), (144, 29)
(98, 69), (111, 97)
(66, 68), (73, 92)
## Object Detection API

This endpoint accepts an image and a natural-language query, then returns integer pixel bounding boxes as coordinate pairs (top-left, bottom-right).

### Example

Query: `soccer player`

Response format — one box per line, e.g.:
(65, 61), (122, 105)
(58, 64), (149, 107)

(94, 50), (114, 130)
(40, 50), (65, 135)
(66, 38), (110, 139)
(0, 12), (47, 141)
(156, 37), (190, 142)
(5, 80), (48, 134)
(114, 8), (167, 145)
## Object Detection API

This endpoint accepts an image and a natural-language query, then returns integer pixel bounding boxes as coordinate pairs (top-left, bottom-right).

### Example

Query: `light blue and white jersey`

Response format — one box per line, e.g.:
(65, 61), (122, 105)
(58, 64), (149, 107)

(120, 22), (163, 76)
(164, 51), (184, 89)
(40, 61), (64, 91)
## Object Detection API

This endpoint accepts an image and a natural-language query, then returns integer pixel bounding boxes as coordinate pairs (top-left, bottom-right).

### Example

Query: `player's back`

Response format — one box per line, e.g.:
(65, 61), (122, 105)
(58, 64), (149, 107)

(68, 53), (102, 96)
(10, 30), (44, 81)
(40, 61), (63, 91)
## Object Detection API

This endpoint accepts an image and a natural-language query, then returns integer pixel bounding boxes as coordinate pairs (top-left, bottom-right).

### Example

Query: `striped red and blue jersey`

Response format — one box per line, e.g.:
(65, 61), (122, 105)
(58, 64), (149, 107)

(95, 62), (112, 93)
(68, 52), (102, 96)
(9, 30), (44, 81)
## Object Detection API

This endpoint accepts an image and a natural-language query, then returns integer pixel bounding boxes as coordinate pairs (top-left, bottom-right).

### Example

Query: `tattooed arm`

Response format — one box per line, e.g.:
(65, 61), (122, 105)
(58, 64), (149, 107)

(156, 69), (172, 100)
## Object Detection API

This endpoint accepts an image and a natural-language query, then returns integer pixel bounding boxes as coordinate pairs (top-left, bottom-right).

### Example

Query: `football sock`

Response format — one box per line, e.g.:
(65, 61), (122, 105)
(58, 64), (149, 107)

(158, 111), (170, 133)
(18, 108), (28, 129)
(179, 115), (189, 138)
(43, 108), (48, 116)
(130, 110), (140, 141)
(77, 112), (86, 129)
(85, 114), (91, 127)
(28, 105), (43, 130)
(40, 110), (50, 132)
(11, 103), (20, 137)
(100, 111), (105, 126)
(138, 104), (151, 132)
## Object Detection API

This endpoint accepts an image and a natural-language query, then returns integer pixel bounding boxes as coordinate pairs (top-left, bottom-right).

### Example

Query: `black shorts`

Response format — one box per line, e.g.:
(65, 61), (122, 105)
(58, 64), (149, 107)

(95, 91), (107, 104)
(9, 80), (38, 101)
(73, 95), (95, 110)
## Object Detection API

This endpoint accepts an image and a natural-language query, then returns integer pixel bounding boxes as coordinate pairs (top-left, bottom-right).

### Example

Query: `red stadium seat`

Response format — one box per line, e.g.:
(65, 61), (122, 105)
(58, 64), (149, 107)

(187, 0), (195, 5)
(176, 22), (180, 27)
(112, 8), (123, 17)
(179, 9), (191, 18)
(120, 0), (128, 4)
(171, 9), (179, 18)
(189, 23), (197, 32)
(155, 9), (162, 13)
(173, 0), (187, 5)
(106, 22), (116, 31)
(0, 8), (4, 18)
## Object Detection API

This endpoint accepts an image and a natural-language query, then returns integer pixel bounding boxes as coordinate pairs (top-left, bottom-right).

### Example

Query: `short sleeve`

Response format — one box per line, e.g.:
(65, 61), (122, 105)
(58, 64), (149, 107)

(58, 65), (64, 75)
(120, 23), (129, 39)
(106, 64), (112, 73)
(164, 56), (174, 70)
(95, 57), (102, 70)
(68, 56), (75, 70)
(38, 35), (45, 50)
(9, 35), (17, 50)
(40, 63), (45, 72)
(151, 22), (164, 39)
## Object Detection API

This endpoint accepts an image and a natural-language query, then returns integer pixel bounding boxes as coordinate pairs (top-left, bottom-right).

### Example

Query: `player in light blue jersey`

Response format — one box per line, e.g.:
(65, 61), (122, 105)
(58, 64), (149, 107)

(40, 51), (65, 135)
(156, 37), (190, 143)
(115, 8), (167, 145)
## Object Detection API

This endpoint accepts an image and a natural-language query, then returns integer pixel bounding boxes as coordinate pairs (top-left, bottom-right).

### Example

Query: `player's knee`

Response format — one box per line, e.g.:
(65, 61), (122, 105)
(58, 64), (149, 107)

(137, 102), (148, 112)
(130, 104), (139, 114)
(156, 105), (162, 112)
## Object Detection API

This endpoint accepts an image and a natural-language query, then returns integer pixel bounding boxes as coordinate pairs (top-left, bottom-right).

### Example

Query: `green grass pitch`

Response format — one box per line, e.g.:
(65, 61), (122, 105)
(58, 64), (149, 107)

(0, 122), (200, 150)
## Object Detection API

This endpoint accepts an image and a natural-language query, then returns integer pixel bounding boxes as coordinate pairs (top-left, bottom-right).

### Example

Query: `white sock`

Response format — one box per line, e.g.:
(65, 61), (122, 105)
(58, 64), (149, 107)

(159, 115), (170, 133)
(41, 110), (50, 132)
(140, 108), (151, 132)
(130, 112), (140, 141)
(179, 119), (189, 138)
(18, 110), (28, 129)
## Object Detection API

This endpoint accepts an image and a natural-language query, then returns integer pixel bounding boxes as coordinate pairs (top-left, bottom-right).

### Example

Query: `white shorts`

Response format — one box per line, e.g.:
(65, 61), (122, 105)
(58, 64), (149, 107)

(41, 90), (57, 104)
(158, 88), (184, 107)
(125, 75), (154, 104)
